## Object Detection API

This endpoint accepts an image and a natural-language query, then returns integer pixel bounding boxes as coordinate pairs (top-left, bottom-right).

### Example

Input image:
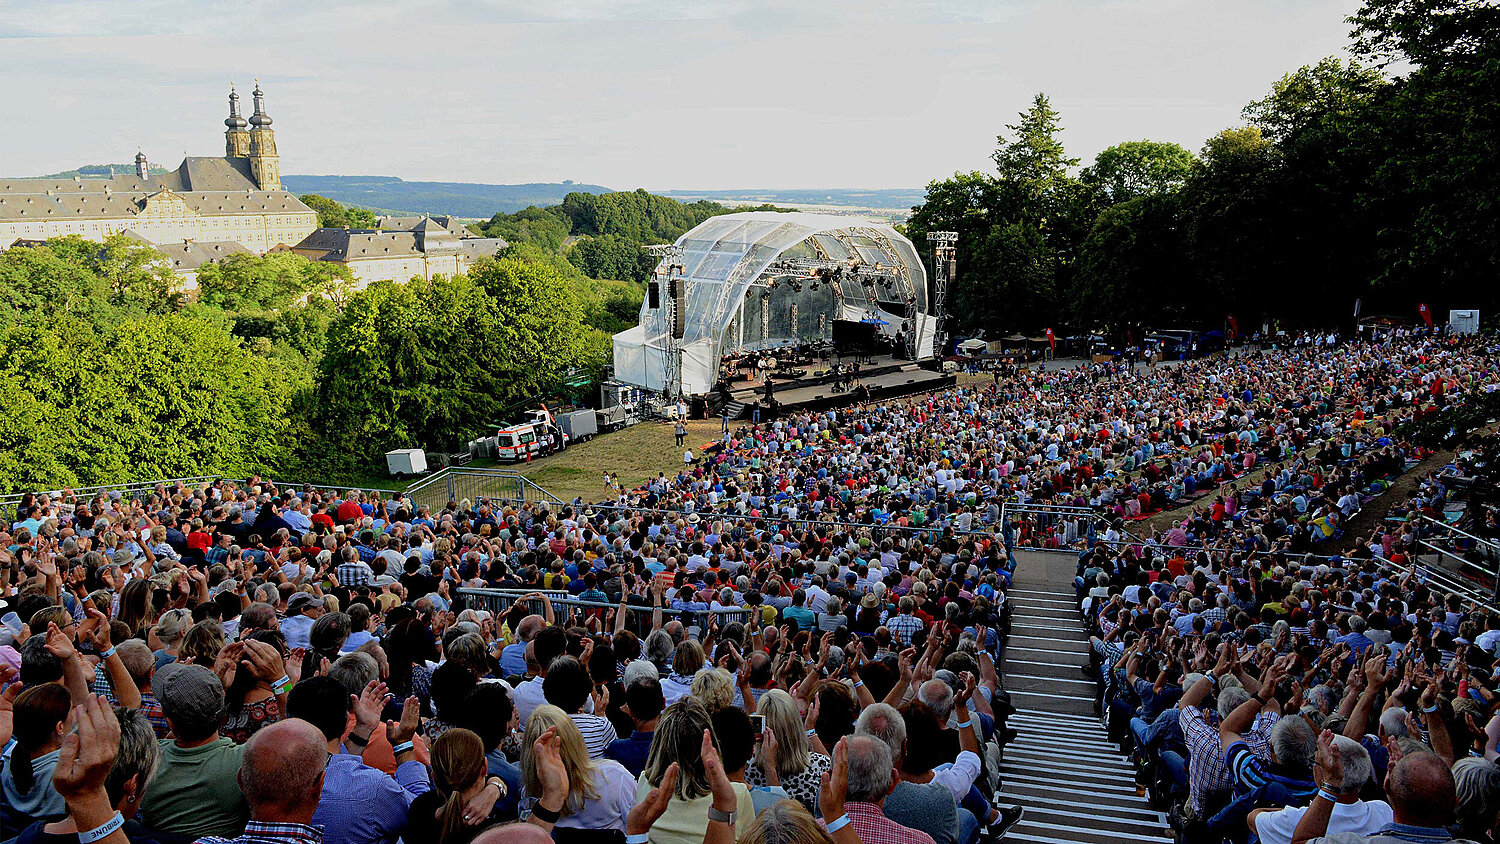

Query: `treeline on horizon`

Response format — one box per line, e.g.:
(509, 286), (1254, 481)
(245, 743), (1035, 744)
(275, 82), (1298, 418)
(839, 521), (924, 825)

(904, 0), (1499, 340)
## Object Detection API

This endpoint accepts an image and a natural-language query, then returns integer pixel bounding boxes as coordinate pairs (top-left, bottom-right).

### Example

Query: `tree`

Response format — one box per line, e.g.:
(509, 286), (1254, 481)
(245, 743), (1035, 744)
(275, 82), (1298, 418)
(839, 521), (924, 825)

(299, 194), (378, 229)
(1073, 195), (1190, 336)
(0, 314), (294, 489)
(1242, 58), (1386, 143)
(1348, 0), (1500, 69)
(993, 94), (1080, 195)
(196, 252), (351, 314)
(1081, 141), (1197, 200)
(311, 255), (594, 467)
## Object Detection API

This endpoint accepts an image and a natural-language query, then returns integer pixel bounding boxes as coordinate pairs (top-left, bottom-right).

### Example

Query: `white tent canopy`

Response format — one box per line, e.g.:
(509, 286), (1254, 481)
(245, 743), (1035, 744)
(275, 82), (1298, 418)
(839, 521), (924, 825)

(612, 211), (933, 395)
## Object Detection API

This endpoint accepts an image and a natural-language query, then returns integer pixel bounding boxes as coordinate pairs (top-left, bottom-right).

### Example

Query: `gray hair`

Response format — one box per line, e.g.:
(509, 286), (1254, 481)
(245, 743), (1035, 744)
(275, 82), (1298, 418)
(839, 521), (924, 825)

(1269, 716), (1316, 773)
(1217, 686), (1252, 719)
(1330, 735), (1373, 794)
(1304, 684), (1336, 715)
(623, 659), (660, 686)
(115, 640), (155, 688)
(917, 679), (954, 721)
(854, 702), (906, 762)
(844, 735), (895, 803)
(109, 707), (161, 805)
(1379, 707), (1410, 739)
(1452, 757), (1500, 835)
(327, 652), (379, 696)
(644, 630), (675, 666)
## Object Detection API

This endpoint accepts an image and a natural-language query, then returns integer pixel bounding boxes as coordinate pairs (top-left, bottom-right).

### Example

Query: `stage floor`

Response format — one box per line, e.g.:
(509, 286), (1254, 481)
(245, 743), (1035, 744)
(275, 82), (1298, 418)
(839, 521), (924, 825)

(720, 354), (954, 417)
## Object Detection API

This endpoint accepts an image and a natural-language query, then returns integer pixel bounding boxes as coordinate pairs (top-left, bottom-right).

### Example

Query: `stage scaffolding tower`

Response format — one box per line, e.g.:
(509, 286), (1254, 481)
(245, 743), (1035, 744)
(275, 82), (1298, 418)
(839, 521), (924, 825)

(643, 244), (686, 403)
(927, 231), (957, 357)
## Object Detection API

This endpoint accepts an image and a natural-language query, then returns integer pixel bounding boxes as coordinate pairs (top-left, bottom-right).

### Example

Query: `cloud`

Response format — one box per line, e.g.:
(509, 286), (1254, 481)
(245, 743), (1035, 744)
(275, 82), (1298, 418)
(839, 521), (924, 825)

(2, 0), (1363, 189)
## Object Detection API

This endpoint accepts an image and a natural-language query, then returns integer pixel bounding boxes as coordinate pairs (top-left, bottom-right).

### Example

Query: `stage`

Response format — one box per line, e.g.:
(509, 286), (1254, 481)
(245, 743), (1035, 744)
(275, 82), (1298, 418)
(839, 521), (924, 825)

(714, 353), (955, 419)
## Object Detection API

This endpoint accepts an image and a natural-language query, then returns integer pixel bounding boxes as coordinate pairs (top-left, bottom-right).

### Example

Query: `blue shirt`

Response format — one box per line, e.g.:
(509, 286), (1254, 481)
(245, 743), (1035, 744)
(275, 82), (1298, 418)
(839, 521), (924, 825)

(604, 729), (655, 778)
(500, 642), (528, 678)
(312, 752), (430, 844)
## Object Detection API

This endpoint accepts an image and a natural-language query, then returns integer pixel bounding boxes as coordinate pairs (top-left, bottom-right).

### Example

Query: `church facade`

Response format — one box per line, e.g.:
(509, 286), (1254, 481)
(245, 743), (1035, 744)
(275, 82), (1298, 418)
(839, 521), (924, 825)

(0, 84), (317, 260)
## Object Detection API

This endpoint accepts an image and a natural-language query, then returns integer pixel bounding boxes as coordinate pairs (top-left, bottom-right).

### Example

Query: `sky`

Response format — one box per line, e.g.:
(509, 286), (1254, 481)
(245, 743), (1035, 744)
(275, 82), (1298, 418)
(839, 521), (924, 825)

(1, 0), (1364, 191)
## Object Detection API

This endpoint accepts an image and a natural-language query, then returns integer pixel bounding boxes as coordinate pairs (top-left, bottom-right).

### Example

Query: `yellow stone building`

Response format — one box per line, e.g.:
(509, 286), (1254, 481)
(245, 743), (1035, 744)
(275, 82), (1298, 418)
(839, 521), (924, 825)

(0, 84), (317, 267)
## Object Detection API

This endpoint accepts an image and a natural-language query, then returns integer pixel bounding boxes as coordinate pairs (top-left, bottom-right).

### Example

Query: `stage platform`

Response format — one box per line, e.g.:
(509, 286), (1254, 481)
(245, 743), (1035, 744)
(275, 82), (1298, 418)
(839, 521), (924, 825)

(715, 355), (955, 419)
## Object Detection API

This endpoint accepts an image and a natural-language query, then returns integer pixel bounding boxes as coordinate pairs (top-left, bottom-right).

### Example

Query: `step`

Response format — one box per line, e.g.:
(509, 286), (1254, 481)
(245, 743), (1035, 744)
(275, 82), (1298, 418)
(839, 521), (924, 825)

(1008, 623), (1088, 640)
(1006, 634), (1090, 651)
(1004, 740), (1126, 762)
(1008, 804), (1170, 836)
(1001, 778), (1154, 809)
(999, 792), (1162, 821)
(1014, 708), (1102, 724)
(1002, 748), (1131, 771)
(1000, 762), (1138, 789)
(1008, 818), (1169, 844)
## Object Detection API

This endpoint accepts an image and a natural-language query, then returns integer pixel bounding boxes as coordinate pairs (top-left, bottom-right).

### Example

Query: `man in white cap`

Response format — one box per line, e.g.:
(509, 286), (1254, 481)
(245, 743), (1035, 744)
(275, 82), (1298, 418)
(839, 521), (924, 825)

(282, 592), (324, 650)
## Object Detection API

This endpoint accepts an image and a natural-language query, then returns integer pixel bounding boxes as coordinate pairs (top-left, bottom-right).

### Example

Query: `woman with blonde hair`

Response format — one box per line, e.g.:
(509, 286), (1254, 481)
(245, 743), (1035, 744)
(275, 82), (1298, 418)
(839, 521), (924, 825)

(519, 705), (636, 833)
(746, 690), (830, 814)
(405, 728), (508, 844)
(690, 668), (735, 713)
(637, 698), (754, 844)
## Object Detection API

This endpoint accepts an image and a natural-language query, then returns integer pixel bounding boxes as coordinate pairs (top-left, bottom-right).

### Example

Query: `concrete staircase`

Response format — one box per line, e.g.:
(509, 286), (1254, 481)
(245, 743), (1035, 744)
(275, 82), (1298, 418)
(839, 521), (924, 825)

(996, 551), (1171, 844)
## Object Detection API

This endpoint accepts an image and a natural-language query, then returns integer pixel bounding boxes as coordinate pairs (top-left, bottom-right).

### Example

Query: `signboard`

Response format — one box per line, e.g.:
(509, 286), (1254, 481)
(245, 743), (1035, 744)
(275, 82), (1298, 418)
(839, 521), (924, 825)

(1449, 309), (1480, 334)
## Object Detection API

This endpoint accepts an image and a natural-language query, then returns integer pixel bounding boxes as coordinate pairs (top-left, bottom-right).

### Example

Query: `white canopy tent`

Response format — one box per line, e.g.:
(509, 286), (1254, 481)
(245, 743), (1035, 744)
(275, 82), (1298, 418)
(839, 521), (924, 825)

(612, 211), (934, 396)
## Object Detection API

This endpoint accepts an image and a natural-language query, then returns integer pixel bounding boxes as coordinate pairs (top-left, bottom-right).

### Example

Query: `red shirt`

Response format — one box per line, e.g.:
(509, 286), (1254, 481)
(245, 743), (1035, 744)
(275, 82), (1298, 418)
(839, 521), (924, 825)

(336, 501), (364, 524)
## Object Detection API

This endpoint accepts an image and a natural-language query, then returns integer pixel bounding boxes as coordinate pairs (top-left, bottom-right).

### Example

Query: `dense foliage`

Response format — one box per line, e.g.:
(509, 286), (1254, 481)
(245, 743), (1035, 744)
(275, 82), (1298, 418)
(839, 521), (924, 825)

(0, 234), (609, 488)
(298, 193), (378, 229)
(908, 0), (1499, 341)
(476, 189), (784, 284)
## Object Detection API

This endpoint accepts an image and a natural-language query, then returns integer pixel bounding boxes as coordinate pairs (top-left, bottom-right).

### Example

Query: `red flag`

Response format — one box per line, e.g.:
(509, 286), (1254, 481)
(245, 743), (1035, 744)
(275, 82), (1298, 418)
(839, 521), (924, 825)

(1045, 327), (1055, 351)
(1418, 303), (1433, 327)
(1227, 315), (1239, 341)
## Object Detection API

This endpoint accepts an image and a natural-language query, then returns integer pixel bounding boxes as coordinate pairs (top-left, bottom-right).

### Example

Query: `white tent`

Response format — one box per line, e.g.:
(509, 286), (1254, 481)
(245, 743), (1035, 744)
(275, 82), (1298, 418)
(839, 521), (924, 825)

(612, 211), (933, 396)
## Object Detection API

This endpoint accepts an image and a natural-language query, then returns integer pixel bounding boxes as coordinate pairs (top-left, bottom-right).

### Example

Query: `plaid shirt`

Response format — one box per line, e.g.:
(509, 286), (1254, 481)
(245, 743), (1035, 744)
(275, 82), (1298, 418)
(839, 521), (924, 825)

(195, 821), (322, 844)
(886, 613), (925, 647)
(821, 802), (936, 844)
(93, 662), (170, 738)
(337, 560), (374, 587)
(1179, 707), (1277, 815)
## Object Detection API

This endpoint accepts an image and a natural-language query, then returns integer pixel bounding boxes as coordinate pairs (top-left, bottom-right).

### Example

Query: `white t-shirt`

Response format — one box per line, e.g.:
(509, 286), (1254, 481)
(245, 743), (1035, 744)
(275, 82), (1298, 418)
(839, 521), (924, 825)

(1253, 799), (1393, 844)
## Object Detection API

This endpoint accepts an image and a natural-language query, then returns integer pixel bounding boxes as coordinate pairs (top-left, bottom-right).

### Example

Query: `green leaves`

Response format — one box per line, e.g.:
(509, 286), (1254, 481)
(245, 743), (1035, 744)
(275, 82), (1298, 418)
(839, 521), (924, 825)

(298, 194), (379, 229)
(310, 258), (594, 469)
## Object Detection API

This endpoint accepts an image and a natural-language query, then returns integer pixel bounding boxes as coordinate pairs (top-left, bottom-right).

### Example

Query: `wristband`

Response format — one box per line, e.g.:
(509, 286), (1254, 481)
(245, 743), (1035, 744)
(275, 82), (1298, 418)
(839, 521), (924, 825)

(345, 731), (370, 747)
(272, 674), (293, 695)
(1421, 703), (1439, 713)
(626, 835), (651, 844)
(392, 741), (415, 755)
(98, 645), (117, 660)
(530, 802), (562, 823)
(956, 719), (973, 729)
(78, 812), (125, 844)
(806, 728), (818, 737)
(825, 814), (852, 834)
(1317, 787), (1339, 803)
(852, 680), (864, 689)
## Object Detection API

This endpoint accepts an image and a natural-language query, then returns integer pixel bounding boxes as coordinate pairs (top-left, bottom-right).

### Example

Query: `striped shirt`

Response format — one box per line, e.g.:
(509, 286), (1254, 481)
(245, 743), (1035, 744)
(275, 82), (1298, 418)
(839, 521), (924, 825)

(572, 712), (619, 759)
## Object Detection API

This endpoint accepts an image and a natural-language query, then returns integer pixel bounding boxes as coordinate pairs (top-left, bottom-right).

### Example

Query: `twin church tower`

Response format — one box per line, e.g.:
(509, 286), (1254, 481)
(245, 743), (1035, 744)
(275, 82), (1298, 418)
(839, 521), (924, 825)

(131, 83), (281, 190)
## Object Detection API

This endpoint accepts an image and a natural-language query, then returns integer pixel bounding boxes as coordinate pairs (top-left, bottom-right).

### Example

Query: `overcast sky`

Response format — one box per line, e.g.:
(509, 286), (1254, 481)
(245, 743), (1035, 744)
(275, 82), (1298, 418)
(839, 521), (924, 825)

(2, 0), (1363, 191)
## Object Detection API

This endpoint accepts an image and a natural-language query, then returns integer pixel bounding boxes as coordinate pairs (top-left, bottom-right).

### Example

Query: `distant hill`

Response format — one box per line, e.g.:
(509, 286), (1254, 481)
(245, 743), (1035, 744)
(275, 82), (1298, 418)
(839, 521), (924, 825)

(659, 188), (924, 217)
(26, 163), (171, 179)
(280, 175), (614, 218)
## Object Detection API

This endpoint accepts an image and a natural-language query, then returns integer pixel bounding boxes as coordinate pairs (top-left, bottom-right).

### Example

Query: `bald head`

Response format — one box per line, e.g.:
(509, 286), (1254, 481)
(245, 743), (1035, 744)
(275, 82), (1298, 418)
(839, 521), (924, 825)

(239, 718), (328, 821)
(1387, 751), (1458, 829)
(473, 823), (554, 844)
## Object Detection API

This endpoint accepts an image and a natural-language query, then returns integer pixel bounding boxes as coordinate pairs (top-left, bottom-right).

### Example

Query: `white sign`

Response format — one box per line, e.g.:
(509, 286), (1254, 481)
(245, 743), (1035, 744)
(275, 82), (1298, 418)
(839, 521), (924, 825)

(1449, 309), (1480, 334)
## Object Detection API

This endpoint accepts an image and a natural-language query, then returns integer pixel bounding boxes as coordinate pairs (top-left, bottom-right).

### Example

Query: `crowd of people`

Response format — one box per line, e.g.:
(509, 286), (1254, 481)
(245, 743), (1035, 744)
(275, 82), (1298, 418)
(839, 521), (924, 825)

(1, 327), (1498, 844)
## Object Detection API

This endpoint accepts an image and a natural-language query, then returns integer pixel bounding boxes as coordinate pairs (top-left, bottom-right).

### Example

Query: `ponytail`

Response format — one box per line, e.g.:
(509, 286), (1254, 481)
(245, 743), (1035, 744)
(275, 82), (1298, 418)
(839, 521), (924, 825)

(10, 684), (71, 795)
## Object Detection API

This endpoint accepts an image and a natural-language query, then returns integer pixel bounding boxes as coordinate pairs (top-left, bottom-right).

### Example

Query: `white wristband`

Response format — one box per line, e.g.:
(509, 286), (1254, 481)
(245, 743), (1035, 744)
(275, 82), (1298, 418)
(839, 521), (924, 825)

(825, 814), (852, 834)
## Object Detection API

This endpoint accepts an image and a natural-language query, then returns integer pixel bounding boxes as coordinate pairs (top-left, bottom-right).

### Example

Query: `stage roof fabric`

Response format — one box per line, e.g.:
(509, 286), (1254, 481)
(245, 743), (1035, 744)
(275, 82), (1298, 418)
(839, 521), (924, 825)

(612, 211), (932, 395)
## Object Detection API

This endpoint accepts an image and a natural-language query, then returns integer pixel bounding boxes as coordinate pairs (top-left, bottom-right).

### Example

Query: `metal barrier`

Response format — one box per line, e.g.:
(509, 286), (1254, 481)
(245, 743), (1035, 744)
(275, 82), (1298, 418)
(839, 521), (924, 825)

(1412, 517), (1500, 609)
(573, 502), (1003, 543)
(405, 468), (564, 513)
(0, 476), (228, 521)
(455, 587), (753, 634)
